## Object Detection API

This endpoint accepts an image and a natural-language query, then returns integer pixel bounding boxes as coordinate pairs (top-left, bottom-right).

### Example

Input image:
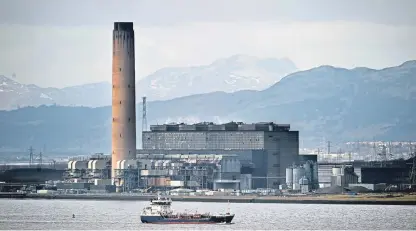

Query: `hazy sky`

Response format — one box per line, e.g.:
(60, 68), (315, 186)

(0, 0), (415, 88)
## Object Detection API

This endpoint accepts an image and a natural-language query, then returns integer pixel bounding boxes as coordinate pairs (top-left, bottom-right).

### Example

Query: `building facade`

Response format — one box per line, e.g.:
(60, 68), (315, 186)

(140, 122), (299, 188)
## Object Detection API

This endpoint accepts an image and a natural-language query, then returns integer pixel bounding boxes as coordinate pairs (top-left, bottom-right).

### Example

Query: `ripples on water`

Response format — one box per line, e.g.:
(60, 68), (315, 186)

(0, 199), (415, 230)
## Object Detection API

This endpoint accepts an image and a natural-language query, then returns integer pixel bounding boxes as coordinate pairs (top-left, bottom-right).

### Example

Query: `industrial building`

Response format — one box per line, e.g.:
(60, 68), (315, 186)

(140, 122), (299, 188)
(5, 21), (415, 195)
(357, 157), (415, 189)
(330, 166), (359, 188)
(61, 153), (243, 192)
(56, 152), (415, 193)
(314, 157), (415, 191)
(64, 154), (126, 193)
(137, 154), (242, 191)
(106, 21), (298, 191)
(285, 161), (319, 192)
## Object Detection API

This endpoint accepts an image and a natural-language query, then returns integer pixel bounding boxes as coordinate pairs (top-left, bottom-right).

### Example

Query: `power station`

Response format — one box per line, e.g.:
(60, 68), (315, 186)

(111, 22), (137, 191)
(5, 21), (413, 196)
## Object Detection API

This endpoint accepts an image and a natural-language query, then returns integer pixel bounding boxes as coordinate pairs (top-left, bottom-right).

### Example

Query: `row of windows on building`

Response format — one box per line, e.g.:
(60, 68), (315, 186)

(143, 143), (264, 150)
(143, 133), (266, 149)
(143, 132), (264, 141)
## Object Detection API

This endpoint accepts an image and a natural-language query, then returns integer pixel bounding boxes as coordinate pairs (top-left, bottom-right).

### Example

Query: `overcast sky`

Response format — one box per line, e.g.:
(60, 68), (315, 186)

(0, 0), (415, 88)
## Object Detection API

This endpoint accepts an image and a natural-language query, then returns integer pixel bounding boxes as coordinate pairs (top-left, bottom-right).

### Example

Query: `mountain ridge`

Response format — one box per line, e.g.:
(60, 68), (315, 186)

(0, 54), (298, 110)
(0, 60), (415, 152)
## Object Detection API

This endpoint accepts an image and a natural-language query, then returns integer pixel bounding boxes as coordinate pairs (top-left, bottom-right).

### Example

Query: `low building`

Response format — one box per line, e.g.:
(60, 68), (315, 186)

(137, 154), (242, 191)
(330, 166), (359, 188)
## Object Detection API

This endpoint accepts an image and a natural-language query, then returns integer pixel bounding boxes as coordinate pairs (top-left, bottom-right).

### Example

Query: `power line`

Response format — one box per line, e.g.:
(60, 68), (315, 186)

(142, 96), (147, 133)
(409, 141), (416, 185)
(327, 141), (331, 155)
(28, 146), (35, 167)
(39, 150), (43, 167)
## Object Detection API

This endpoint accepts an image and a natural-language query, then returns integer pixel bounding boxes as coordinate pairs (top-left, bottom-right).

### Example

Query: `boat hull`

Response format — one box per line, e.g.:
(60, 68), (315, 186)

(141, 214), (234, 224)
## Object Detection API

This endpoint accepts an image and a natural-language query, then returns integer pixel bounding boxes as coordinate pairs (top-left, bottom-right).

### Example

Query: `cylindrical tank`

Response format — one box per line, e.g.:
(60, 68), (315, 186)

(93, 160), (106, 170)
(332, 167), (342, 176)
(72, 161), (87, 170)
(87, 160), (94, 169)
(293, 166), (305, 185)
(285, 167), (293, 186)
(71, 161), (76, 170)
(67, 161), (73, 170)
(111, 22), (137, 189)
(119, 160), (126, 170)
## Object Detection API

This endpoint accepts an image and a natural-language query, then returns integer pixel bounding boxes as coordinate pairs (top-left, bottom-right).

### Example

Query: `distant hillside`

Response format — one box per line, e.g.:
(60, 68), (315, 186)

(0, 60), (414, 152)
(136, 54), (298, 100)
(0, 54), (297, 110)
(0, 76), (111, 110)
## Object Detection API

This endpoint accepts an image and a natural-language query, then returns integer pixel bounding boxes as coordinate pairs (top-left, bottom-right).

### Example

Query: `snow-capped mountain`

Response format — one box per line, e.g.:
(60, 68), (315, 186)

(0, 75), (111, 110)
(0, 75), (56, 110)
(1, 60), (414, 151)
(136, 54), (298, 100)
(0, 54), (297, 110)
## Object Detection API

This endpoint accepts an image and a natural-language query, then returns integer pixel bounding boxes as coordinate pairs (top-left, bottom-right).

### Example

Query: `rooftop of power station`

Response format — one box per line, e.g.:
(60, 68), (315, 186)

(148, 122), (292, 132)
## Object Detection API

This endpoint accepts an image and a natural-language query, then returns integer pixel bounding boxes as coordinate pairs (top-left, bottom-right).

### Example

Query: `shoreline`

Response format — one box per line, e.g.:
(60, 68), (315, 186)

(3, 193), (415, 205)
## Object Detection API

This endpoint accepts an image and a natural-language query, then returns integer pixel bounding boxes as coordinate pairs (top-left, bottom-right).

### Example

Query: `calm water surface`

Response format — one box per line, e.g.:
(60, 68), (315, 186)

(0, 199), (415, 230)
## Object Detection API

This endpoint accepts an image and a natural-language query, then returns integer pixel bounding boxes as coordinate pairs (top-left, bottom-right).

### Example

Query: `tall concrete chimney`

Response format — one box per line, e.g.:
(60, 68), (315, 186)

(111, 22), (136, 191)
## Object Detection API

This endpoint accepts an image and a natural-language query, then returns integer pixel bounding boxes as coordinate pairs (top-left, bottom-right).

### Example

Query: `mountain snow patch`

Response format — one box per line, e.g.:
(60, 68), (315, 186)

(40, 93), (52, 100)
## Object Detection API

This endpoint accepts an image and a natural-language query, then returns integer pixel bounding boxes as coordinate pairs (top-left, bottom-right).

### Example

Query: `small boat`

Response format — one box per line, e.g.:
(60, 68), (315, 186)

(140, 194), (235, 224)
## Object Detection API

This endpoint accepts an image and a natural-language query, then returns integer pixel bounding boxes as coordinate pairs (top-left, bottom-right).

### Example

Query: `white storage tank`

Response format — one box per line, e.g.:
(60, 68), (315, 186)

(67, 161), (74, 170)
(87, 160), (94, 169)
(116, 160), (125, 170)
(285, 167), (293, 186)
(293, 166), (305, 185)
(120, 159), (137, 169)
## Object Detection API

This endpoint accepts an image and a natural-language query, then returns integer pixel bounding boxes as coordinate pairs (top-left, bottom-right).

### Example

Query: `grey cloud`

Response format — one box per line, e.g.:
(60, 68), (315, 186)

(0, 0), (415, 26)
